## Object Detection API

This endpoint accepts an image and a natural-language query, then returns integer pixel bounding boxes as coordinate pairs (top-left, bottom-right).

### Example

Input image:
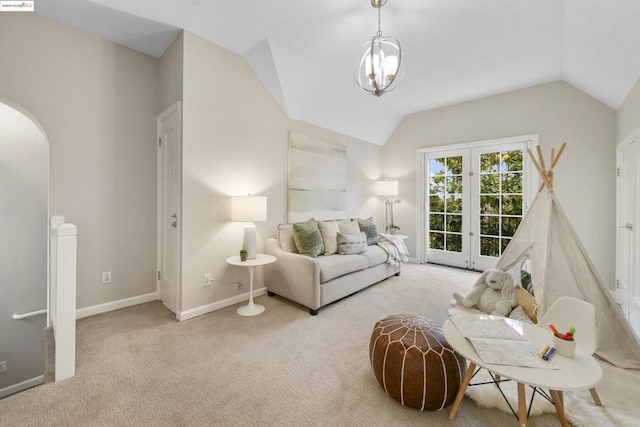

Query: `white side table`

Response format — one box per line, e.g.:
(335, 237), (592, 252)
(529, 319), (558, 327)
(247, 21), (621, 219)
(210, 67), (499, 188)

(226, 253), (276, 316)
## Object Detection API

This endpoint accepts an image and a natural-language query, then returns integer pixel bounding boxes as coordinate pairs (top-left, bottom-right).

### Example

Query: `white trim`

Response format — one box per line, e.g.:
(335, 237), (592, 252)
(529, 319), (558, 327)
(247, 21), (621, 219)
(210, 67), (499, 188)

(178, 288), (267, 321)
(0, 375), (43, 399)
(76, 292), (158, 320)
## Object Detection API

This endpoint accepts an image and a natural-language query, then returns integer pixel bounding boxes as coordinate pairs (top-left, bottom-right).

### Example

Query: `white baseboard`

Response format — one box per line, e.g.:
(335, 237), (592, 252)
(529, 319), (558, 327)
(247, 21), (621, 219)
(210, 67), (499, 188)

(178, 287), (267, 321)
(0, 375), (43, 399)
(76, 292), (158, 319)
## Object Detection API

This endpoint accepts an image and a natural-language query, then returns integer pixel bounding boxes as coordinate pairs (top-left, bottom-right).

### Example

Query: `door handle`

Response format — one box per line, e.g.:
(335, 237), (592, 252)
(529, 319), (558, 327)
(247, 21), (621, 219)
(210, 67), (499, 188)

(626, 223), (633, 230)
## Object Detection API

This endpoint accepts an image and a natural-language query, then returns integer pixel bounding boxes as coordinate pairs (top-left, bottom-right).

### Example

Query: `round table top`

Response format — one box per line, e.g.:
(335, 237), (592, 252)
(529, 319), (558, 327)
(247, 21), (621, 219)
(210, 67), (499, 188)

(226, 253), (276, 267)
(443, 316), (602, 391)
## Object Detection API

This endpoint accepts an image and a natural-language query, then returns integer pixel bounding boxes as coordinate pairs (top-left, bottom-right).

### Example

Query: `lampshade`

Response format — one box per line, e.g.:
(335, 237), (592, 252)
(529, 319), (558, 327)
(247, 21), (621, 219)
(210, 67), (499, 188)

(375, 180), (399, 197)
(231, 196), (267, 222)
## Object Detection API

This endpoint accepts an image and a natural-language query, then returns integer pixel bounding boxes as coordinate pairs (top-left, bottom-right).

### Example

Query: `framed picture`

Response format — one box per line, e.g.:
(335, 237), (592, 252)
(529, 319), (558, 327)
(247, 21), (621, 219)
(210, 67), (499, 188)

(288, 131), (347, 223)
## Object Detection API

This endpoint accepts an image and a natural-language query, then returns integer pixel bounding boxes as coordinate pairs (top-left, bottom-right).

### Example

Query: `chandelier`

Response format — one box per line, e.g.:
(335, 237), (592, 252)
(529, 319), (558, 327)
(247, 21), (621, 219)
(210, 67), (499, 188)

(354, 0), (403, 97)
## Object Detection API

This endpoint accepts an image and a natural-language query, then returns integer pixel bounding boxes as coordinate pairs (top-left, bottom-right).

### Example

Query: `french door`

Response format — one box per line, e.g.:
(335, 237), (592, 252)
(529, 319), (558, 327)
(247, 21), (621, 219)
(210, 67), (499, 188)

(421, 136), (534, 271)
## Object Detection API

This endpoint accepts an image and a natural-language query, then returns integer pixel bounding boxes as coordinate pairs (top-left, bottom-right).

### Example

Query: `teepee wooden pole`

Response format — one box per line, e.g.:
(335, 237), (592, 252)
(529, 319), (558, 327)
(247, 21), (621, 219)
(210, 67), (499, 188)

(551, 142), (567, 168)
(531, 143), (567, 192)
(528, 148), (553, 190)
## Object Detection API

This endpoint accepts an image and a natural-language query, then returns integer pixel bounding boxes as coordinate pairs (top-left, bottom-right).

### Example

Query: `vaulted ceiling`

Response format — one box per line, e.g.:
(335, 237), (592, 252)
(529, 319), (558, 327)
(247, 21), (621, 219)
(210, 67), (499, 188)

(37, 0), (640, 145)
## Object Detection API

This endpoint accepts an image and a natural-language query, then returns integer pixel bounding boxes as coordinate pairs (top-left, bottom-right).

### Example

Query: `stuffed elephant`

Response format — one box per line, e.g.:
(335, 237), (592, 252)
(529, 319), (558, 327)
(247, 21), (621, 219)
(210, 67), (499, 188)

(453, 269), (517, 316)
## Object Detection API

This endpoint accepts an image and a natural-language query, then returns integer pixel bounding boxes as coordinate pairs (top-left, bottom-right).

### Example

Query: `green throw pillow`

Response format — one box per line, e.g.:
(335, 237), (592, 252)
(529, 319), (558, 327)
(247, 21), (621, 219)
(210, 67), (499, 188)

(293, 219), (324, 257)
(357, 217), (379, 245)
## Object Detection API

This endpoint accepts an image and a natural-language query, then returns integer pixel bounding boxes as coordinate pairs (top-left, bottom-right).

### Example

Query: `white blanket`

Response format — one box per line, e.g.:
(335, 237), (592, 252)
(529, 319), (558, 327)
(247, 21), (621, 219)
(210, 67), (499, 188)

(377, 234), (410, 266)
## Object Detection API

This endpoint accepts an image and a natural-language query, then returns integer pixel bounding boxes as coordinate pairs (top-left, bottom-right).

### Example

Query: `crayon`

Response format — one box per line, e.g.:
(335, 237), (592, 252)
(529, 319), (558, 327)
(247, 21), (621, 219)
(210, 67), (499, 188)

(538, 344), (550, 357)
(543, 347), (556, 361)
(548, 323), (564, 338)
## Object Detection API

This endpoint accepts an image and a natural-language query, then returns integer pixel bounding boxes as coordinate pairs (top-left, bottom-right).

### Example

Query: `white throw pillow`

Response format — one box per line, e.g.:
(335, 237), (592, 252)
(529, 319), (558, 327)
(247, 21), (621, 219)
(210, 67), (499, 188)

(337, 231), (368, 255)
(319, 220), (340, 255)
(338, 220), (360, 235)
(277, 224), (298, 253)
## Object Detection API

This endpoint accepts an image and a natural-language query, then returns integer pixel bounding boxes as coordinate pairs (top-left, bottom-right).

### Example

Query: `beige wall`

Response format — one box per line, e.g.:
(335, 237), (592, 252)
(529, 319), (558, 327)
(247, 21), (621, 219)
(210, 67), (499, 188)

(158, 32), (184, 114)
(617, 78), (640, 143)
(179, 32), (383, 314)
(0, 14), (159, 308)
(384, 81), (618, 286)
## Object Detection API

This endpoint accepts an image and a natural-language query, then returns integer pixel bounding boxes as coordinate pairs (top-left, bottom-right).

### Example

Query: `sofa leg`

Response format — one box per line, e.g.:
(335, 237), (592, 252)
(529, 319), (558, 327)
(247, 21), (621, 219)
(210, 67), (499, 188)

(267, 291), (276, 297)
(395, 271), (401, 276)
(309, 308), (319, 316)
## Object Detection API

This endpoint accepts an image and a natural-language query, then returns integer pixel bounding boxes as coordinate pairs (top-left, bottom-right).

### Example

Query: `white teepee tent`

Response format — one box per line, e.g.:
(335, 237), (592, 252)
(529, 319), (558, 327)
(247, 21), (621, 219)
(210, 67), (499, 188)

(496, 144), (640, 369)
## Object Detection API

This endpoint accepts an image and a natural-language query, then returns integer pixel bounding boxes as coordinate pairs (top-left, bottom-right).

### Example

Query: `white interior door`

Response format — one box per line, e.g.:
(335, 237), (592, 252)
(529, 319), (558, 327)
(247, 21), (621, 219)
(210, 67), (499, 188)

(158, 102), (182, 316)
(616, 133), (640, 337)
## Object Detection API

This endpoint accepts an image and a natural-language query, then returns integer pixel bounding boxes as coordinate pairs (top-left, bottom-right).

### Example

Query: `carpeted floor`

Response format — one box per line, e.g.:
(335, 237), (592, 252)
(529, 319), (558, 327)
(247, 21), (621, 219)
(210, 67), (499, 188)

(0, 263), (616, 426)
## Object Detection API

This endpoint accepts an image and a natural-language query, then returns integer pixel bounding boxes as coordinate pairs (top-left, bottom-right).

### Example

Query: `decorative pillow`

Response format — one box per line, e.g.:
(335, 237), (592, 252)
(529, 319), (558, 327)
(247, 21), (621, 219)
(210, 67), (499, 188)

(520, 269), (533, 295)
(338, 220), (360, 235)
(515, 285), (538, 323)
(292, 219), (324, 257)
(277, 224), (298, 253)
(357, 217), (379, 245)
(337, 231), (368, 255)
(318, 220), (340, 255)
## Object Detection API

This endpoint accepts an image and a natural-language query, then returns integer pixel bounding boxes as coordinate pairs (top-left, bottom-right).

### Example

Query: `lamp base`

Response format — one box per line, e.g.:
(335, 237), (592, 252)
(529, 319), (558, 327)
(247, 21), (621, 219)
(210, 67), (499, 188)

(243, 223), (257, 259)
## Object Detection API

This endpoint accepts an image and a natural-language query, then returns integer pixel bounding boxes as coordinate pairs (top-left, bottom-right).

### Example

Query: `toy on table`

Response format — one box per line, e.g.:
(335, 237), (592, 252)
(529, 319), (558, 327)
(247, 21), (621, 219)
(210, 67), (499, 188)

(453, 269), (517, 317)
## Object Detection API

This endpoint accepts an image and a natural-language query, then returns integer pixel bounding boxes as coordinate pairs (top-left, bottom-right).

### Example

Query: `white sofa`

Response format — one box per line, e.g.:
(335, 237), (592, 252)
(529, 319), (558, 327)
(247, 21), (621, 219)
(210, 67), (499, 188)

(265, 237), (401, 315)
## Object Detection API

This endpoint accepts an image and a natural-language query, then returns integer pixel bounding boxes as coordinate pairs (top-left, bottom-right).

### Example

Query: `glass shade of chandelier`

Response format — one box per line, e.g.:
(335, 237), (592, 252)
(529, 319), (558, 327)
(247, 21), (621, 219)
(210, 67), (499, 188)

(354, 0), (403, 97)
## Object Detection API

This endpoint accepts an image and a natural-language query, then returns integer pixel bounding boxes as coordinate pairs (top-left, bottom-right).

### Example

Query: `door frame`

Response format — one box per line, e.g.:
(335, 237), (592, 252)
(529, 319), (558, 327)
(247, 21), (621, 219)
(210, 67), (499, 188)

(417, 134), (538, 267)
(616, 125), (640, 329)
(157, 101), (182, 319)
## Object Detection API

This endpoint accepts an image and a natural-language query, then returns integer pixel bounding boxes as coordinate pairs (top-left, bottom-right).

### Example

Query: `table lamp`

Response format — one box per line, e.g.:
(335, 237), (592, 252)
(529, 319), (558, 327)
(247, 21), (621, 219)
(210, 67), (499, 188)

(231, 195), (267, 260)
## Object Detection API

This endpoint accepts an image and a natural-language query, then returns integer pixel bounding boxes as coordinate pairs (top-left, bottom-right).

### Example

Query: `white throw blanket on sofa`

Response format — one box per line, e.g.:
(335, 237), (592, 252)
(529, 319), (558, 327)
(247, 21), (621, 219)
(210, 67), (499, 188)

(377, 234), (410, 266)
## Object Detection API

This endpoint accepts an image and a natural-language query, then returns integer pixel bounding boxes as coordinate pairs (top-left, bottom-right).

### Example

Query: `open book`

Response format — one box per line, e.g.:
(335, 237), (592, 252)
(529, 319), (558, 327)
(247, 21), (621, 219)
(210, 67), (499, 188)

(450, 315), (557, 369)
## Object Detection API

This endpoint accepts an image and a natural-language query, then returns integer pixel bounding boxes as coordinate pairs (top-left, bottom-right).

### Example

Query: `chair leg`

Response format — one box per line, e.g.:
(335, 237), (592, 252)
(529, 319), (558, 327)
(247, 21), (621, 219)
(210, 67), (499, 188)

(589, 387), (603, 406)
(517, 383), (527, 426)
(449, 362), (476, 420)
(550, 390), (569, 427)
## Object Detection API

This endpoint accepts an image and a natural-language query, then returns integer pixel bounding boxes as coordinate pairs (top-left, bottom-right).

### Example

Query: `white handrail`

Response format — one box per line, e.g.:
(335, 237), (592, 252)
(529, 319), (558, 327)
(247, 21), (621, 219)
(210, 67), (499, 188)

(12, 309), (47, 320)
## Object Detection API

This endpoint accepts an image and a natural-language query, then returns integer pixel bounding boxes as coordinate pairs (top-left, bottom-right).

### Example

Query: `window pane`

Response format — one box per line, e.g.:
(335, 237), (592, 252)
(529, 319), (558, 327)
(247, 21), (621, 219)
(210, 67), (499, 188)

(501, 216), (521, 237)
(447, 156), (463, 175)
(480, 237), (500, 257)
(480, 173), (500, 194)
(429, 232), (444, 250)
(429, 158), (446, 176)
(481, 152), (500, 173)
(430, 195), (444, 213)
(502, 172), (522, 193)
(501, 150), (523, 172)
(446, 195), (463, 213)
(446, 176), (463, 194)
(480, 215), (499, 235)
(429, 175), (445, 194)
(430, 214), (444, 231)
(446, 233), (462, 253)
(480, 195), (499, 214)
(501, 237), (511, 253)
(501, 195), (522, 215)
(446, 214), (462, 233)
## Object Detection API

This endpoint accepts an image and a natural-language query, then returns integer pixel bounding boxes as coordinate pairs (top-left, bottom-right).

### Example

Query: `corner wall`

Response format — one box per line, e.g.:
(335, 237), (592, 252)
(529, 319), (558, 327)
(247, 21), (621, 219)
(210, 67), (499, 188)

(0, 14), (159, 309)
(617, 78), (640, 143)
(179, 32), (383, 315)
(383, 81), (617, 286)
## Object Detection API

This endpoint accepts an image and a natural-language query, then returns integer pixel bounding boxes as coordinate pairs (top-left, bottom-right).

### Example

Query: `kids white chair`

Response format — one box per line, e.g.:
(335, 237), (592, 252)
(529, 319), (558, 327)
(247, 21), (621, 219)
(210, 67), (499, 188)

(537, 296), (602, 406)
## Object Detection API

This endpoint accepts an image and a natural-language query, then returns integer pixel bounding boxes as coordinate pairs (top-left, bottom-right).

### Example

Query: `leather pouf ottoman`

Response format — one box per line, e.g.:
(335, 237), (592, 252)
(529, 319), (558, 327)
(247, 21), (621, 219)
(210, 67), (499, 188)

(369, 314), (467, 411)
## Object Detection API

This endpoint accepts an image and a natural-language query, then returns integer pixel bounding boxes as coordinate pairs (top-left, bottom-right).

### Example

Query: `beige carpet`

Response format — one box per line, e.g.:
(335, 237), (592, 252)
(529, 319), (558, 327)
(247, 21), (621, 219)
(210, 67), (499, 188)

(0, 264), (572, 426)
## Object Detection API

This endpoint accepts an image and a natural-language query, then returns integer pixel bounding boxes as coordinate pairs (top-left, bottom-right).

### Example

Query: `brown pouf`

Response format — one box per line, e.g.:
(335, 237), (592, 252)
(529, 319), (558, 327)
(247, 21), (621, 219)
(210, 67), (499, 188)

(369, 314), (467, 411)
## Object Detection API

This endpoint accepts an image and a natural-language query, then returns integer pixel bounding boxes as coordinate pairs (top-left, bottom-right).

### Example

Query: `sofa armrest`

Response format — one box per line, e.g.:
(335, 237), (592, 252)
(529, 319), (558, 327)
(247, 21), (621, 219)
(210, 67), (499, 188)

(265, 238), (321, 310)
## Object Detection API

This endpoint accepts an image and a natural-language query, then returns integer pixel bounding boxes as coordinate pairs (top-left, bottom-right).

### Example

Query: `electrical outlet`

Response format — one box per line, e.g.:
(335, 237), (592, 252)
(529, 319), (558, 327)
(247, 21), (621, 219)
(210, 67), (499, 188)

(0, 361), (6, 373)
(102, 271), (112, 284)
(203, 273), (213, 287)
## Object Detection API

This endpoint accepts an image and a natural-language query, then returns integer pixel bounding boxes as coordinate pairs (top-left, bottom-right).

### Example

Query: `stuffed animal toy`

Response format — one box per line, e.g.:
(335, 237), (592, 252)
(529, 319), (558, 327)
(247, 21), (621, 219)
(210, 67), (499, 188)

(453, 269), (517, 316)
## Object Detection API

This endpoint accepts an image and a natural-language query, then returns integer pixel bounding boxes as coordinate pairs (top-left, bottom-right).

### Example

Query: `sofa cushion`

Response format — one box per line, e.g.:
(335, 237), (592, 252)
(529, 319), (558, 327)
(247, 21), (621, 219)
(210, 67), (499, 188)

(337, 231), (368, 255)
(357, 217), (379, 245)
(293, 219), (324, 257)
(361, 244), (389, 267)
(318, 253), (369, 283)
(277, 224), (298, 253)
(319, 220), (340, 255)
